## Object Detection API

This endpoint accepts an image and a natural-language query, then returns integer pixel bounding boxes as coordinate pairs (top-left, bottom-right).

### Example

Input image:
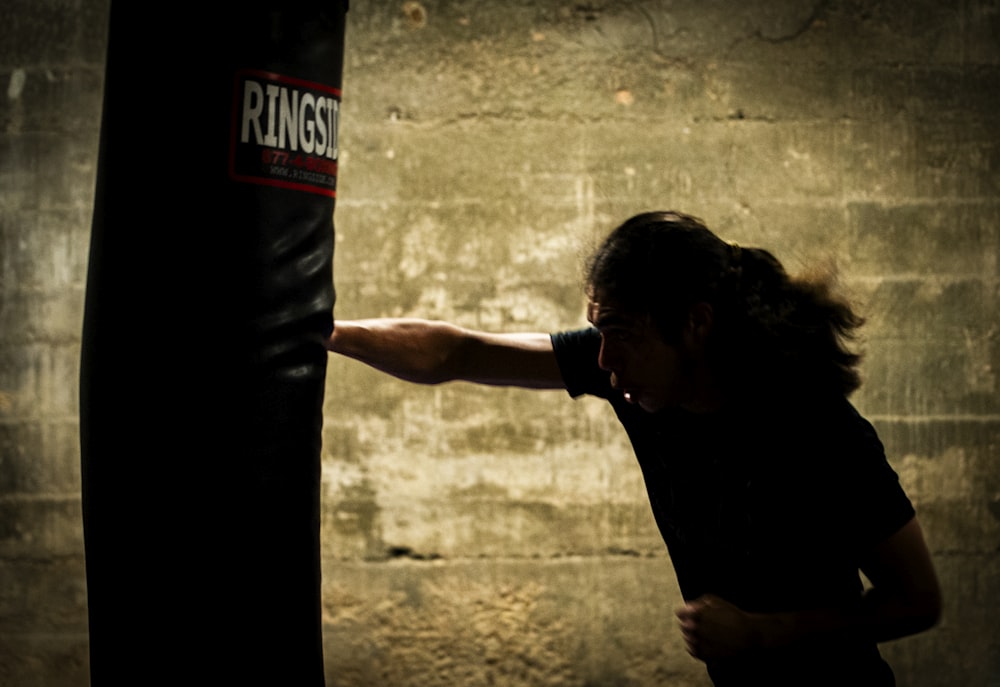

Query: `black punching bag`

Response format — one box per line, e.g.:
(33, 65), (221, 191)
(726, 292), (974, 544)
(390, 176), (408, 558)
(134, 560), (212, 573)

(80, 4), (346, 685)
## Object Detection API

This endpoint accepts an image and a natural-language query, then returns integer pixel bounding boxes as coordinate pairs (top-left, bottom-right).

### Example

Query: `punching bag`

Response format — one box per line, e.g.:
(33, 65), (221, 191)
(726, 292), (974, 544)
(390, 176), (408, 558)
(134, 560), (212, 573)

(80, 4), (347, 685)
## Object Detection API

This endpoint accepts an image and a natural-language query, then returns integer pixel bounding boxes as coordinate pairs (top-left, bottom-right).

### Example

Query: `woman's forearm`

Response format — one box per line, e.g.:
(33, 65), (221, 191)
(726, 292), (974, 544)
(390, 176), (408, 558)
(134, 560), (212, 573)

(678, 588), (941, 661)
(327, 318), (565, 389)
(677, 517), (942, 660)
(751, 585), (941, 652)
(327, 318), (469, 384)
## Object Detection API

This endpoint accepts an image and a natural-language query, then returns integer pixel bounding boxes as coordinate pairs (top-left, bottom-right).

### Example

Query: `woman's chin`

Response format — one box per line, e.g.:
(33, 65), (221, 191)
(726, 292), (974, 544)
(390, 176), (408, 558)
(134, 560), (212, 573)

(635, 396), (666, 414)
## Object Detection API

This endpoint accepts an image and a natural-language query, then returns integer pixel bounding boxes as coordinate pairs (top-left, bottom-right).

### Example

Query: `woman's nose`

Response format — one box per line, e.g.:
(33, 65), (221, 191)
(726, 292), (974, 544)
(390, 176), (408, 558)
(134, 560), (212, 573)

(597, 337), (615, 372)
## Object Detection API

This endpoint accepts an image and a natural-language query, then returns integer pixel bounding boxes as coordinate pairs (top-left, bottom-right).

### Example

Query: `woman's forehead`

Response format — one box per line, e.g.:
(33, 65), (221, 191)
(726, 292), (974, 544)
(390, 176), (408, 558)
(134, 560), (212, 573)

(586, 298), (648, 329)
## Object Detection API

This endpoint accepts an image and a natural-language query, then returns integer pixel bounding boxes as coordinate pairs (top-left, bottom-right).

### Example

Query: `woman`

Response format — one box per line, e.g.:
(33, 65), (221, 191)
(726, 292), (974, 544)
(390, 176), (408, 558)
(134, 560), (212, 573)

(327, 211), (941, 686)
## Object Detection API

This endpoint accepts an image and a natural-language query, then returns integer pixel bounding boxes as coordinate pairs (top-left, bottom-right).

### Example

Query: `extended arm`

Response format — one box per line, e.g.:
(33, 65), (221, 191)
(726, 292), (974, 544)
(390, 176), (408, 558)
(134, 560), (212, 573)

(676, 515), (942, 660)
(326, 318), (566, 389)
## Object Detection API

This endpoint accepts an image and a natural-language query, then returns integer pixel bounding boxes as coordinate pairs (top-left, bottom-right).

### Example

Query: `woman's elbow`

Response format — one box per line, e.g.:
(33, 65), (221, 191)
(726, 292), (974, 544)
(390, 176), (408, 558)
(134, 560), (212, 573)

(895, 581), (944, 638)
(916, 585), (944, 632)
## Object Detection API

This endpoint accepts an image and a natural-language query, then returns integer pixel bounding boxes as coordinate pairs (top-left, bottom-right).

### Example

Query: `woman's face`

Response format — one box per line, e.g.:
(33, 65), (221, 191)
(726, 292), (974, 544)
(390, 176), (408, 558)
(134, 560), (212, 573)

(587, 297), (698, 414)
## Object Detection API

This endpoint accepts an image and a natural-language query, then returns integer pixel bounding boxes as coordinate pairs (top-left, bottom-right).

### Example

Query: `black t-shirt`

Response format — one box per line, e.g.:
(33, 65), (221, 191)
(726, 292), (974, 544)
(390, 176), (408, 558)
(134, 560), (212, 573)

(551, 327), (915, 686)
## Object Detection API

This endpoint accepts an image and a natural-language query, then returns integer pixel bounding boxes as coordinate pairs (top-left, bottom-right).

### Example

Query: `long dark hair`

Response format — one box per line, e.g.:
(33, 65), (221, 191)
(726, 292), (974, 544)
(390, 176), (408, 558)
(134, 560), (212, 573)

(585, 211), (865, 398)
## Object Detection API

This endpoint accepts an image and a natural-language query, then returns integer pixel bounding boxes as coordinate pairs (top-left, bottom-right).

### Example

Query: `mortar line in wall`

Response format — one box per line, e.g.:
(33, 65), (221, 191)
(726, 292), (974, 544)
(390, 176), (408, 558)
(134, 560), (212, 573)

(328, 553), (670, 565)
(0, 492), (81, 504)
(333, 196), (1000, 210)
(0, 631), (90, 641)
(847, 274), (996, 284)
(868, 414), (1000, 423)
(0, 416), (81, 426)
(334, 197), (588, 209)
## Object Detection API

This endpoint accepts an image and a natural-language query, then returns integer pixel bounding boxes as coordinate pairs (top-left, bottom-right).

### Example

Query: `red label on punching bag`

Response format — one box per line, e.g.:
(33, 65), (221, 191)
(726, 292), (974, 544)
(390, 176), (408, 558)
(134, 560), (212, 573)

(230, 69), (341, 197)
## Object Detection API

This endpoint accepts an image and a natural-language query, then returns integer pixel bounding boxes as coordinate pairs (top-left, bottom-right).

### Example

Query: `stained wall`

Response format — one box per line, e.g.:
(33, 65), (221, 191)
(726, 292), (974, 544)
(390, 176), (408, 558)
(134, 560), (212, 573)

(1, 1), (997, 685)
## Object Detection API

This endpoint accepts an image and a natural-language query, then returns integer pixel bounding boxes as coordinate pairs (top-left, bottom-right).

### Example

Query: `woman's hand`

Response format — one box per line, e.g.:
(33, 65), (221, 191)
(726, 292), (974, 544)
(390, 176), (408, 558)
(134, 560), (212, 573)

(675, 594), (760, 660)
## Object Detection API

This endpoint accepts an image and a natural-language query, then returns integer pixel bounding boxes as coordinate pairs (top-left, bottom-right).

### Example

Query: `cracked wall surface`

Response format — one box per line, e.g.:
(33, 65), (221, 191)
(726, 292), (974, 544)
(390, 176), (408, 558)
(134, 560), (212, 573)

(2, 1), (999, 685)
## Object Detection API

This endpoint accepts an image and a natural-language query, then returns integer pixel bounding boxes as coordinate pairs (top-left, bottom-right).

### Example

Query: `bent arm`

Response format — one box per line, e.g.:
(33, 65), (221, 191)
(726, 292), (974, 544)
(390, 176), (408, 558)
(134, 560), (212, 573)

(677, 515), (942, 660)
(327, 318), (566, 389)
(755, 515), (942, 649)
(773, 515), (942, 646)
(853, 514), (943, 641)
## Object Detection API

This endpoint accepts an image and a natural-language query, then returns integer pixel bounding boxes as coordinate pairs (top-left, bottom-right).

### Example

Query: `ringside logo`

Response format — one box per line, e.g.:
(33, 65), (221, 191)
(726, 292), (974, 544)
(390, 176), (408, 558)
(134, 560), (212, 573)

(230, 69), (341, 197)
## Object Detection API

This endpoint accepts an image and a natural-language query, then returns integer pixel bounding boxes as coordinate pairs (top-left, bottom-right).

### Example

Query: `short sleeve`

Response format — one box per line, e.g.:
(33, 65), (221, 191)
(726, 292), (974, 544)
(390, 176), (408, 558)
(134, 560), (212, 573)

(819, 402), (916, 549)
(550, 328), (615, 400)
(845, 413), (916, 546)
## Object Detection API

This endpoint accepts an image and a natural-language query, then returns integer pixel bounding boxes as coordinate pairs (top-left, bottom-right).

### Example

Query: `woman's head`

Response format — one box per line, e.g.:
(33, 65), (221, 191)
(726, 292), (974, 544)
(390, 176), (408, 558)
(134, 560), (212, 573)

(585, 211), (865, 407)
(585, 211), (734, 343)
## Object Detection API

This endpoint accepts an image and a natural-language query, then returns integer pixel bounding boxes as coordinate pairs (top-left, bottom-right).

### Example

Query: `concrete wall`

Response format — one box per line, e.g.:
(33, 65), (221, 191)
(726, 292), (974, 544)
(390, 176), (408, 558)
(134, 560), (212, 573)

(1, 0), (104, 683)
(1, 1), (997, 685)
